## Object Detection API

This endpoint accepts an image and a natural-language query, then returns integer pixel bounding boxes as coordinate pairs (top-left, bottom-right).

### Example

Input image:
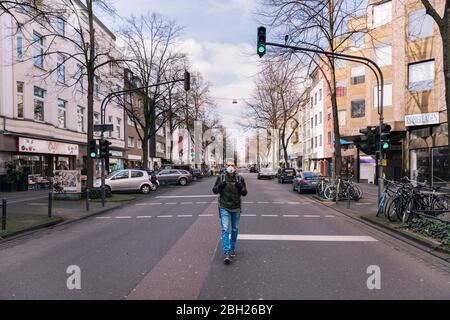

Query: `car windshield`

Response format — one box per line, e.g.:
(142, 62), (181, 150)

(302, 172), (317, 179)
(105, 171), (117, 179)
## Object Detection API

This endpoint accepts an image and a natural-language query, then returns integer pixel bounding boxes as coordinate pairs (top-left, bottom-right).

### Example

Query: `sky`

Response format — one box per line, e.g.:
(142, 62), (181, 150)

(103, 0), (261, 132)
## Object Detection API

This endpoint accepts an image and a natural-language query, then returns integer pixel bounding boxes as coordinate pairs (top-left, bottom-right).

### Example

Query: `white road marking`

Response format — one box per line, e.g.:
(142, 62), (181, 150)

(287, 202), (300, 205)
(242, 214), (257, 217)
(272, 201), (285, 204)
(257, 201), (269, 204)
(30, 203), (47, 206)
(304, 215), (321, 218)
(96, 217), (111, 219)
(261, 214), (278, 217)
(238, 234), (378, 242)
(196, 202), (208, 204)
(283, 215), (299, 217)
(137, 216), (152, 219)
(199, 214), (214, 217)
(156, 195), (217, 198)
(115, 216), (131, 219)
(177, 215), (193, 217)
(149, 203), (162, 205)
(243, 201), (254, 204)
(181, 202), (193, 204)
(136, 203), (148, 206)
(157, 215), (173, 218)
(165, 202), (177, 205)
(325, 215), (336, 218)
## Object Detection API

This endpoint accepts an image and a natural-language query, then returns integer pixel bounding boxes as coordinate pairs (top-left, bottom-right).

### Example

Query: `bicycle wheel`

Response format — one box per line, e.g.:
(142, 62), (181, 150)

(431, 195), (449, 216)
(323, 185), (336, 200)
(386, 198), (399, 222)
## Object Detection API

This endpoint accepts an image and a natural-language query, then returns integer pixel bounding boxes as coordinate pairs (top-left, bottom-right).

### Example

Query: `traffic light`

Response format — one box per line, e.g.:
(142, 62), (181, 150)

(257, 26), (266, 58)
(380, 123), (392, 151)
(354, 126), (377, 155)
(99, 139), (112, 159)
(184, 70), (190, 91)
(88, 139), (97, 159)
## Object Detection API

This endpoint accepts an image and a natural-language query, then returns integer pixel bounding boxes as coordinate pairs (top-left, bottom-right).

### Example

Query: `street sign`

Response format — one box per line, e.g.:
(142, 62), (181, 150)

(382, 159), (387, 167)
(94, 124), (114, 132)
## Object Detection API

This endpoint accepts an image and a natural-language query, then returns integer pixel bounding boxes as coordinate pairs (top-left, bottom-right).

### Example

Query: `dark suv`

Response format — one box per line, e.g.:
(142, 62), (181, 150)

(278, 168), (297, 184)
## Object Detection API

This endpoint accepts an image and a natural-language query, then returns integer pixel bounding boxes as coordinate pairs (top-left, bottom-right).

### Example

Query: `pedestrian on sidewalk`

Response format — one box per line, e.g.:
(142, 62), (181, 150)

(212, 160), (248, 264)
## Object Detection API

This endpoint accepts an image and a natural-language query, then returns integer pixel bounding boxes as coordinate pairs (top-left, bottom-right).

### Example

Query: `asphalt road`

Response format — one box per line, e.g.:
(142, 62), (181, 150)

(0, 172), (449, 299)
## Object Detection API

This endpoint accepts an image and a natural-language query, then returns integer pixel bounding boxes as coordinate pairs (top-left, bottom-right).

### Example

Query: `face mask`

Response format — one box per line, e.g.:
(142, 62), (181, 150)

(226, 166), (235, 174)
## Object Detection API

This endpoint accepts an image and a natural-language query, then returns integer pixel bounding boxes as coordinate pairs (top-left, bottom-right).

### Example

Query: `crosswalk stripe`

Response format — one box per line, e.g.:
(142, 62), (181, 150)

(238, 234), (378, 242)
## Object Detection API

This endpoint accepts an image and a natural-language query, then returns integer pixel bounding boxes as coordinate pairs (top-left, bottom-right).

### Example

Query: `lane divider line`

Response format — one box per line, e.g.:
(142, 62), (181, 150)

(238, 234), (378, 242)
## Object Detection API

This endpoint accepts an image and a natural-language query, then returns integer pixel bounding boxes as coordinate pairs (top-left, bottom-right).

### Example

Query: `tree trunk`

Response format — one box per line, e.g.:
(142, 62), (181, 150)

(330, 66), (342, 177)
(86, 0), (95, 188)
(442, 21), (450, 178)
(142, 131), (149, 169)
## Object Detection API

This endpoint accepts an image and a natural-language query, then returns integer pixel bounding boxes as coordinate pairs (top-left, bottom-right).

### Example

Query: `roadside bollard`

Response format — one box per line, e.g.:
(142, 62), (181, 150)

(1, 199), (6, 231)
(86, 188), (90, 212)
(48, 192), (53, 218)
(347, 188), (351, 209)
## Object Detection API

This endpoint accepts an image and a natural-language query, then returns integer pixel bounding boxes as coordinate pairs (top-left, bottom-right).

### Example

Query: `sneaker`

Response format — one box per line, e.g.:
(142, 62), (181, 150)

(223, 254), (232, 264)
(230, 249), (236, 258)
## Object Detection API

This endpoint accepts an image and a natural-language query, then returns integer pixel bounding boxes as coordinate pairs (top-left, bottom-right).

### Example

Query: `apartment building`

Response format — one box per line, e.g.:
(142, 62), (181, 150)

(335, 0), (448, 186)
(0, 0), (125, 179)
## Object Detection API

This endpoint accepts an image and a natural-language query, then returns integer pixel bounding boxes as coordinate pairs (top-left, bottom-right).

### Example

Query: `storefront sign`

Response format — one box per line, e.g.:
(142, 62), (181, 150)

(53, 170), (81, 193)
(128, 154), (142, 160)
(109, 151), (123, 157)
(18, 137), (78, 155)
(405, 112), (439, 127)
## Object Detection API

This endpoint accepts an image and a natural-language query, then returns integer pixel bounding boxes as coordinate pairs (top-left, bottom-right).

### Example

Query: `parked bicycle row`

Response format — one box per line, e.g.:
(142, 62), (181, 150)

(377, 177), (450, 223)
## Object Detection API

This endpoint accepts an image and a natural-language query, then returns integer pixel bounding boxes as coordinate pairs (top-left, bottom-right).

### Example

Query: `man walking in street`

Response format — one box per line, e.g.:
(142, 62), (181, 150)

(212, 160), (248, 264)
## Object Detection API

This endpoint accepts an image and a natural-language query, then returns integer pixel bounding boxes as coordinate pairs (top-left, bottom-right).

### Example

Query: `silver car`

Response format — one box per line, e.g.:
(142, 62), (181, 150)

(156, 169), (193, 186)
(95, 169), (154, 194)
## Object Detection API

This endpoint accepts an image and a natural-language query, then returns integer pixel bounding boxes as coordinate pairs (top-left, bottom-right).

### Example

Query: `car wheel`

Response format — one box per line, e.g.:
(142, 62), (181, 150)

(105, 185), (112, 193)
(140, 184), (151, 194)
(150, 183), (158, 191)
(179, 178), (187, 186)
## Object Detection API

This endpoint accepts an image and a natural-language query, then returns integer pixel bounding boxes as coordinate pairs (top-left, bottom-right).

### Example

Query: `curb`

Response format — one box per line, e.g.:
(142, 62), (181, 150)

(0, 217), (64, 241)
(360, 215), (450, 256)
(307, 194), (450, 262)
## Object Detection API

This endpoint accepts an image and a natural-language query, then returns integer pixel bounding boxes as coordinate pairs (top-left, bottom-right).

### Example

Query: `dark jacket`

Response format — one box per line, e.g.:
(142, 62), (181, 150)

(212, 173), (247, 212)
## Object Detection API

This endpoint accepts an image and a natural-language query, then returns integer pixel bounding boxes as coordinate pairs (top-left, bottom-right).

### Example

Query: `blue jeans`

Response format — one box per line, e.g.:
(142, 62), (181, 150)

(219, 208), (240, 255)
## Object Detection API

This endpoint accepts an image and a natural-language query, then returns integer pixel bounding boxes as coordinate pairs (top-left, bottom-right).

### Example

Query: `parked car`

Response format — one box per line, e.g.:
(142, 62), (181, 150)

(292, 171), (322, 193)
(156, 169), (193, 186)
(94, 169), (153, 194)
(249, 164), (259, 173)
(277, 168), (296, 183)
(257, 168), (275, 180)
(192, 168), (204, 179)
(142, 169), (160, 191)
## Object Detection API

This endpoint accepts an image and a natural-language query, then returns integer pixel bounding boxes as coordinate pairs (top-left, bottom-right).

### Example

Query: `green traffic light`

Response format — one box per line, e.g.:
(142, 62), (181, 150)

(89, 152), (97, 159)
(258, 45), (265, 53)
(382, 142), (390, 150)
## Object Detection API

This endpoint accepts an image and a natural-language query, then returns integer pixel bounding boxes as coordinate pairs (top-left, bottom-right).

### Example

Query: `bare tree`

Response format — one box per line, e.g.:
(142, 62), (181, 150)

(0, 0), (57, 24)
(245, 58), (303, 167)
(419, 0), (450, 170)
(260, 0), (368, 176)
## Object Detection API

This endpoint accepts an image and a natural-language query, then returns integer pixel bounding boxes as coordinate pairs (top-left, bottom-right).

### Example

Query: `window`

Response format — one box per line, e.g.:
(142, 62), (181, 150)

(373, 84), (393, 108)
(351, 66), (365, 85)
(372, 1), (392, 27)
(94, 112), (100, 125)
(56, 17), (65, 36)
(128, 137), (135, 148)
(328, 132), (332, 144)
(131, 171), (144, 178)
(75, 30), (83, 48)
(75, 64), (83, 91)
(336, 79), (347, 97)
(17, 82), (24, 118)
(310, 118), (313, 128)
(114, 171), (129, 180)
(16, 28), (24, 60)
(126, 93), (132, 104)
(408, 60), (434, 92)
(137, 140), (142, 149)
(93, 75), (98, 97)
(338, 110), (346, 126)
(319, 112), (322, 124)
(374, 45), (392, 66)
(310, 139), (314, 149)
(351, 100), (365, 118)
(314, 115), (317, 126)
(314, 92), (317, 105)
(77, 106), (85, 132)
(315, 136), (318, 148)
(127, 115), (135, 126)
(33, 86), (45, 121)
(408, 9), (434, 40)
(116, 118), (121, 139)
(350, 32), (365, 51)
(328, 112), (331, 120)
(319, 135), (322, 147)
(57, 54), (65, 84)
(319, 89), (322, 101)
(108, 116), (112, 123)
(310, 97), (313, 106)
(57, 99), (66, 128)
(33, 32), (44, 68)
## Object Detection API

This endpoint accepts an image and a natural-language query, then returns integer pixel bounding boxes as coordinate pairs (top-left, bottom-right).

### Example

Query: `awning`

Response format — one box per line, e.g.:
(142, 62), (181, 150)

(340, 138), (352, 145)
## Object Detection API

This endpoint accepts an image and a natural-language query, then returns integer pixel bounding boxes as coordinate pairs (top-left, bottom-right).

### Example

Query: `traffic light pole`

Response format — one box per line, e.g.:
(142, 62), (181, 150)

(264, 41), (385, 202)
(98, 75), (190, 206)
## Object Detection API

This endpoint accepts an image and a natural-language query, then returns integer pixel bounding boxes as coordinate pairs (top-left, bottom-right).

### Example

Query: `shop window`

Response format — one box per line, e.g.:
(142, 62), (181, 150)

(408, 9), (434, 40)
(374, 44), (392, 66)
(57, 99), (66, 128)
(410, 148), (431, 184)
(351, 66), (365, 85)
(336, 79), (346, 97)
(432, 147), (449, 187)
(410, 127), (431, 139)
(17, 82), (24, 118)
(372, 1), (392, 27)
(351, 100), (365, 118)
(34, 86), (45, 121)
(408, 60), (434, 92)
(373, 84), (392, 108)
